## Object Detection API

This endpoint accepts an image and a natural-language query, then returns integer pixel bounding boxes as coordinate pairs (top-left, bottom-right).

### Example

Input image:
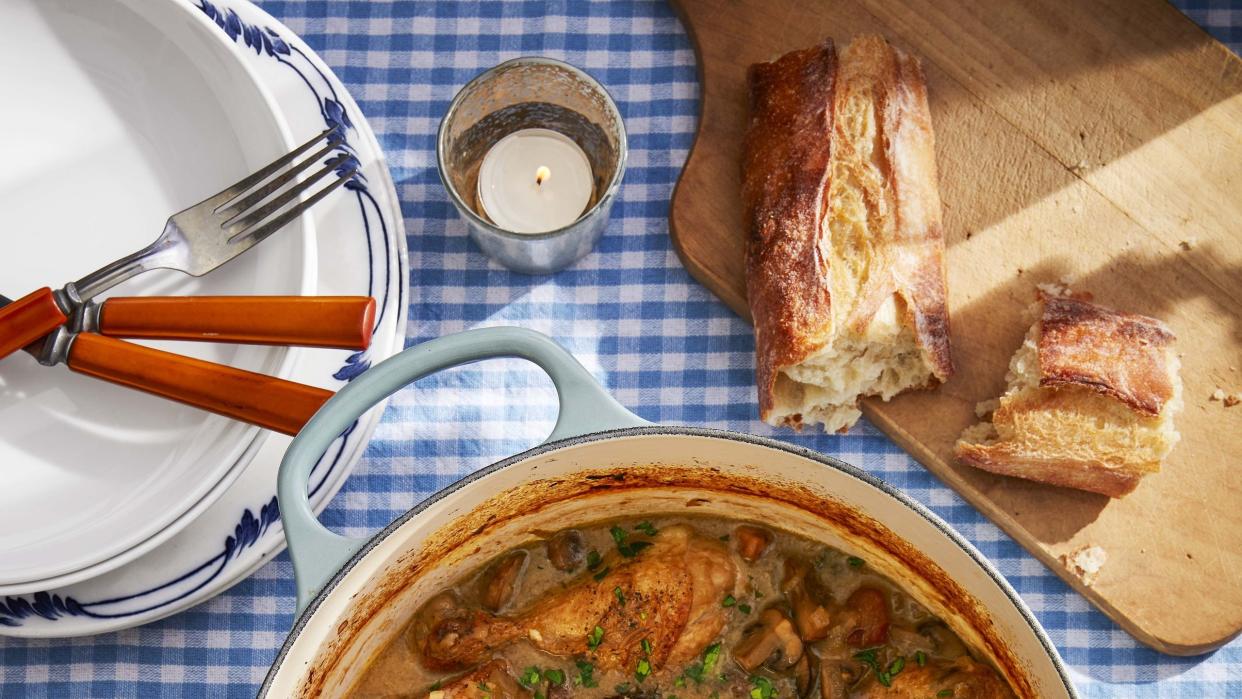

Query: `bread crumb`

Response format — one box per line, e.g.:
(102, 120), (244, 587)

(1179, 238), (1196, 251)
(974, 398), (1000, 418)
(1226, 394), (1241, 408)
(1036, 281), (1072, 298)
(1062, 544), (1107, 586)
(1069, 160), (1088, 176)
(1211, 388), (1226, 401)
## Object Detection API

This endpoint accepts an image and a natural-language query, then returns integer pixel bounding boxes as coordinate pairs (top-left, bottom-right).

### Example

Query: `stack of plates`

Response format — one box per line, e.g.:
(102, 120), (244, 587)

(0, 0), (407, 637)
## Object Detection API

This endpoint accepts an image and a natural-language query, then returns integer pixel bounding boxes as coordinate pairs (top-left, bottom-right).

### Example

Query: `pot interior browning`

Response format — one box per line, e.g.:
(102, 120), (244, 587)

(288, 453), (1044, 698)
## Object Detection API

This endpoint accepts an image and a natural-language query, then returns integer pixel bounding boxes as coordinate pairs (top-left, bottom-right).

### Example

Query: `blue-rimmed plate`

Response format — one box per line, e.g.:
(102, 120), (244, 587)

(0, 0), (407, 636)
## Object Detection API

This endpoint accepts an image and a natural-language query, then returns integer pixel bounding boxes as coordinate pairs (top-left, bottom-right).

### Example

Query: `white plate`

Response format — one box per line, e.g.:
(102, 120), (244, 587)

(0, 0), (309, 588)
(0, 0), (406, 635)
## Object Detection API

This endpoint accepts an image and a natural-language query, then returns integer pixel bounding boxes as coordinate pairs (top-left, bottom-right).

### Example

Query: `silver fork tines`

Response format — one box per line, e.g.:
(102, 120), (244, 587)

(228, 160), (358, 248)
(224, 152), (353, 241)
(68, 128), (356, 301)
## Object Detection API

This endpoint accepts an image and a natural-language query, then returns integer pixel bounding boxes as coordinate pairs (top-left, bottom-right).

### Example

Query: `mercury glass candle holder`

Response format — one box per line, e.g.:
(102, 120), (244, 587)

(437, 57), (627, 274)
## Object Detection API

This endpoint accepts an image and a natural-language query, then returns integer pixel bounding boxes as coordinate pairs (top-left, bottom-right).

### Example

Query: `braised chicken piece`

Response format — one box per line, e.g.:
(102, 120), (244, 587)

(350, 517), (1016, 699)
(419, 526), (736, 674)
(852, 655), (1012, 698)
(432, 659), (529, 699)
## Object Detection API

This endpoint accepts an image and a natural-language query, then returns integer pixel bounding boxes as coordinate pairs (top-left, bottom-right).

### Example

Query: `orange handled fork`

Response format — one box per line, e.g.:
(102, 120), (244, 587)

(1, 294), (375, 436)
(0, 128), (352, 360)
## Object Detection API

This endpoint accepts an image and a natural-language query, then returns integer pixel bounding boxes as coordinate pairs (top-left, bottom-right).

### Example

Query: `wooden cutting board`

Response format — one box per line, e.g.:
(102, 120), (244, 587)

(668, 0), (1242, 655)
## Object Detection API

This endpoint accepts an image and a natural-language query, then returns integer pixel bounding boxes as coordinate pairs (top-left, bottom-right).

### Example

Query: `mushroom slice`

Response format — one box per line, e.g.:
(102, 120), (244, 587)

(781, 559), (832, 641)
(844, 587), (890, 648)
(733, 607), (805, 672)
(478, 550), (528, 612)
(545, 529), (586, 572)
(816, 659), (856, 699)
(793, 652), (817, 697)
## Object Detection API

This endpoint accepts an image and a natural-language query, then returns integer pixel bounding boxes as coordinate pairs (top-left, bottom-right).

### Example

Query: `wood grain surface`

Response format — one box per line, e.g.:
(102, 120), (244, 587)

(668, 0), (1242, 655)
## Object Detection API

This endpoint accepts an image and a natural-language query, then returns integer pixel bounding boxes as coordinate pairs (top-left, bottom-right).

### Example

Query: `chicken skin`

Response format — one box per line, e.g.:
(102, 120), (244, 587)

(418, 525), (736, 673)
(852, 655), (1013, 698)
(432, 659), (529, 699)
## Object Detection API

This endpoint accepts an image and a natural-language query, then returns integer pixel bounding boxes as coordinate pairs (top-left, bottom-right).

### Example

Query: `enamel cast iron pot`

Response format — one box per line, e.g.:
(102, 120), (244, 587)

(262, 327), (1077, 697)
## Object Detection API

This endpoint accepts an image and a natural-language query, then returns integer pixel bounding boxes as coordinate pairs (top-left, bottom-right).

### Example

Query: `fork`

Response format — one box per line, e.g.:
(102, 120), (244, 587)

(0, 127), (357, 359)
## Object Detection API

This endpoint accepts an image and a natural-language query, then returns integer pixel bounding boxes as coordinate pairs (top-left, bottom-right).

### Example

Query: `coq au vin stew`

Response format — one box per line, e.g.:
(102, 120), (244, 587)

(350, 517), (1015, 698)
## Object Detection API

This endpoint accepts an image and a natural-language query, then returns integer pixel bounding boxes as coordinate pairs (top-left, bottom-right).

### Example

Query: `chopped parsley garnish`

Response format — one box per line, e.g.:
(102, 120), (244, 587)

(641, 638), (653, 655)
(429, 680), (442, 691)
(614, 683), (631, 694)
(635, 658), (652, 682)
(938, 691), (953, 698)
(749, 675), (777, 699)
(847, 556), (865, 568)
(722, 595), (737, 608)
(574, 659), (597, 688)
(915, 650), (927, 667)
(675, 676), (687, 688)
(534, 693), (545, 699)
(519, 667), (542, 687)
(853, 647), (886, 685)
(586, 549), (602, 570)
(702, 642), (722, 673)
(614, 586), (626, 606)
(635, 521), (658, 536)
(544, 668), (565, 685)
(852, 648), (905, 687)
(738, 603), (752, 614)
(593, 566), (611, 582)
(587, 625), (605, 650)
(611, 526), (652, 557)
(683, 663), (706, 684)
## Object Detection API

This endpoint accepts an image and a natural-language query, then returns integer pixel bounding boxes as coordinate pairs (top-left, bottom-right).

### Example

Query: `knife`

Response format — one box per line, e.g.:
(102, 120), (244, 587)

(0, 294), (369, 435)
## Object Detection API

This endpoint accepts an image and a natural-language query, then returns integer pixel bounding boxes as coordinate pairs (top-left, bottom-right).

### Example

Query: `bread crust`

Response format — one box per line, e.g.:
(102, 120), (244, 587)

(955, 294), (1180, 498)
(955, 442), (1142, 498)
(742, 40), (839, 420)
(1038, 294), (1176, 417)
(742, 36), (952, 425)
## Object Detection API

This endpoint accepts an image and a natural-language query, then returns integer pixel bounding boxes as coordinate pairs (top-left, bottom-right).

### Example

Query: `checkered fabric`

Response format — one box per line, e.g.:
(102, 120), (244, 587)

(3, 1), (1240, 696)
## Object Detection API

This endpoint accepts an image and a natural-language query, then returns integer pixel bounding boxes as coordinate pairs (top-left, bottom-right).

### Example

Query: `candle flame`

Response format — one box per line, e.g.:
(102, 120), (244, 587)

(535, 166), (551, 186)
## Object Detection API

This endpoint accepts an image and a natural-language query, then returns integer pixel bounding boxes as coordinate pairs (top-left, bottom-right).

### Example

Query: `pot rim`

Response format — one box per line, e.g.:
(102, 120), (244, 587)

(261, 425), (1078, 698)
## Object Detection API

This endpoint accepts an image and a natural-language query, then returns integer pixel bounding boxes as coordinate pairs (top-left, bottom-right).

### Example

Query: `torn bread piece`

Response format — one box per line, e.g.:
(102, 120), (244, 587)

(956, 293), (1182, 498)
(742, 35), (953, 433)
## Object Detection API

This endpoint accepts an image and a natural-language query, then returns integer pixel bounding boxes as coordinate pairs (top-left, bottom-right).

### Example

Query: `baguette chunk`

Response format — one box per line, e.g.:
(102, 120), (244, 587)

(742, 36), (953, 433)
(956, 294), (1182, 498)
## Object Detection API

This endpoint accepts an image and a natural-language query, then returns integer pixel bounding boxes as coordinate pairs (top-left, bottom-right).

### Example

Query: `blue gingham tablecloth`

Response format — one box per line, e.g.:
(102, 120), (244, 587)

(3, 1), (1240, 696)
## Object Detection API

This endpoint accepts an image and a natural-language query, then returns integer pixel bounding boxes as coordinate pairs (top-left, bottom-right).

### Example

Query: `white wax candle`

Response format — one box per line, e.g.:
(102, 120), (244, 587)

(476, 128), (593, 234)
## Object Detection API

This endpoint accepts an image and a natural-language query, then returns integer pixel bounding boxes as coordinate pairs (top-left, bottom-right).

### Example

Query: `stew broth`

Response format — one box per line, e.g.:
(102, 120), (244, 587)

(350, 516), (1014, 698)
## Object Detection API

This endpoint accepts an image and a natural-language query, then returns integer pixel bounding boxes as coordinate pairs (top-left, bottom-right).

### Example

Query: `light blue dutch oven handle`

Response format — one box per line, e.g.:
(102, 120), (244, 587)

(277, 326), (648, 610)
